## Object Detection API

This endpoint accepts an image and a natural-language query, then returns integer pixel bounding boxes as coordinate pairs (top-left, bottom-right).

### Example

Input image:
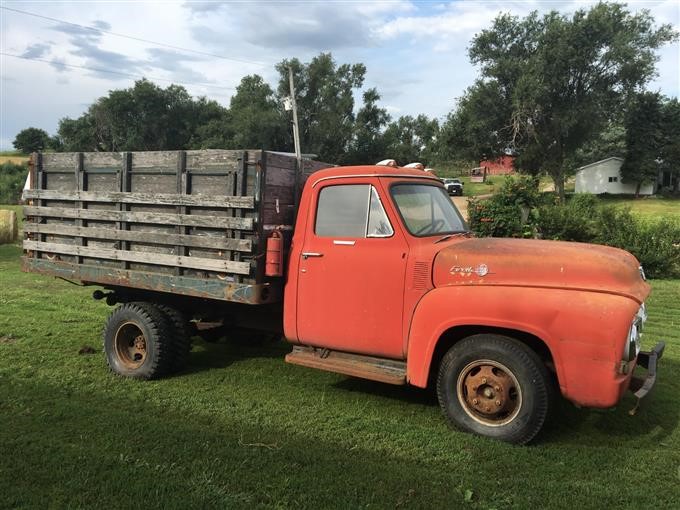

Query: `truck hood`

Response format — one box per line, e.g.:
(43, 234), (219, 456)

(433, 237), (649, 303)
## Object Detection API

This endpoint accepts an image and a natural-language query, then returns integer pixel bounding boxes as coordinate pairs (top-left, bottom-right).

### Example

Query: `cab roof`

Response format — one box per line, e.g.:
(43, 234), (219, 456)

(308, 164), (441, 186)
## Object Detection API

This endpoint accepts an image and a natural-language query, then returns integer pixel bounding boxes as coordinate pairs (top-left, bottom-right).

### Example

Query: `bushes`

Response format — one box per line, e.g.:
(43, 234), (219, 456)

(0, 162), (28, 204)
(592, 207), (680, 278)
(468, 175), (542, 238)
(469, 181), (680, 278)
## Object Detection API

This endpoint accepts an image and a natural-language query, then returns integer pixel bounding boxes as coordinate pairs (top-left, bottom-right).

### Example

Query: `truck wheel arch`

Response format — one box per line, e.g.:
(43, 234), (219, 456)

(418, 324), (559, 391)
(405, 288), (565, 391)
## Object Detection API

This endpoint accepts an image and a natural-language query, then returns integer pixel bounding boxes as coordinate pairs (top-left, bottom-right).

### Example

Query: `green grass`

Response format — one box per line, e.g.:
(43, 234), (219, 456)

(1, 244), (679, 509)
(459, 175), (512, 197)
(596, 196), (680, 220)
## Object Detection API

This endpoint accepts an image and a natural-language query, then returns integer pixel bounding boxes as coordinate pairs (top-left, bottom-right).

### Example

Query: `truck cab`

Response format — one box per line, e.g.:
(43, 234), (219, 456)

(282, 165), (664, 444)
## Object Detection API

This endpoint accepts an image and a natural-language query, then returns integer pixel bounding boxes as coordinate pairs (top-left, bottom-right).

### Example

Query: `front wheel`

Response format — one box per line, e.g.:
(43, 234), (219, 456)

(436, 334), (552, 444)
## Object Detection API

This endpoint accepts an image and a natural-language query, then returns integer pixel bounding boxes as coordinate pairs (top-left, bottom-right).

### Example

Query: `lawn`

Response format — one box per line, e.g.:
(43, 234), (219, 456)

(1, 229), (679, 508)
(600, 196), (680, 220)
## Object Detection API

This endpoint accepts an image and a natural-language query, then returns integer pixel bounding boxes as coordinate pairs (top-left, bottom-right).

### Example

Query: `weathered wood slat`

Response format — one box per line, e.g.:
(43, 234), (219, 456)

(24, 240), (251, 274)
(23, 257), (280, 304)
(23, 223), (252, 252)
(23, 189), (255, 209)
(24, 206), (254, 230)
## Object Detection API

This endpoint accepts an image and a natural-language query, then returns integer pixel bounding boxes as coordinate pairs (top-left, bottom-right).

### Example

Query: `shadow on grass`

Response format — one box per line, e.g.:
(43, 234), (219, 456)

(180, 337), (290, 375)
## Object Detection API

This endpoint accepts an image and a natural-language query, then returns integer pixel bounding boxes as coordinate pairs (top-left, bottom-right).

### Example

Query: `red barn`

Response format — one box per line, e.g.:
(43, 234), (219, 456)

(479, 155), (515, 175)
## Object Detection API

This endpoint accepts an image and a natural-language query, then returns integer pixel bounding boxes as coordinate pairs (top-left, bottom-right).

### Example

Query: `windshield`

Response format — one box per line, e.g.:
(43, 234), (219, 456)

(390, 183), (467, 236)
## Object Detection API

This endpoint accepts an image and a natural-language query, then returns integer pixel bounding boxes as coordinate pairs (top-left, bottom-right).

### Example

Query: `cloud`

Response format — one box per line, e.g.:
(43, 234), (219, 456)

(92, 20), (112, 31)
(21, 43), (52, 59)
(145, 48), (212, 84)
(187, 1), (415, 51)
(50, 20), (142, 79)
(49, 56), (68, 74)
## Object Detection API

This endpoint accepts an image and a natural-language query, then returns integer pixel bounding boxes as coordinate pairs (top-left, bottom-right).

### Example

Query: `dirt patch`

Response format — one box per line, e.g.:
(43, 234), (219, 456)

(0, 335), (17, 344)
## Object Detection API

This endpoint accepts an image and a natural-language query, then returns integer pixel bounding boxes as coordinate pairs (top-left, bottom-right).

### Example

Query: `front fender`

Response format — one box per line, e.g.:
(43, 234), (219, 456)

(406, 285), (638, 406)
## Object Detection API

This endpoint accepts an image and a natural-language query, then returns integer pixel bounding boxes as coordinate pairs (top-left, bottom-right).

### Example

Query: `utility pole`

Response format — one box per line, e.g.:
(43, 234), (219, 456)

(288, 66), (302, 172)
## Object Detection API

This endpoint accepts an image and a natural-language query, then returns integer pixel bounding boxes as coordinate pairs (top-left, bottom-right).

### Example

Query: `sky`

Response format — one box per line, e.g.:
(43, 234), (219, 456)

(1, 0), (678, 151)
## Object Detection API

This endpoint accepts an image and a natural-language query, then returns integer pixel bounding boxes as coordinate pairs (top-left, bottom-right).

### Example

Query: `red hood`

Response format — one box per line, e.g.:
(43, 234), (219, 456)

(433, 237), (650, 303)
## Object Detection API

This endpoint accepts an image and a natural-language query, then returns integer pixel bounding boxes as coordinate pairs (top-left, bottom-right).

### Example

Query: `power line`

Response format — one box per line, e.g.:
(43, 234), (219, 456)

(0, 52), (236, 91)
(0, 5), (269, 67)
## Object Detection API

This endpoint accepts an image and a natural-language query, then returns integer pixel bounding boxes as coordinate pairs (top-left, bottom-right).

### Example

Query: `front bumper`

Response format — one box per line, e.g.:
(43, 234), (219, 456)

(629, 341), (665, 400)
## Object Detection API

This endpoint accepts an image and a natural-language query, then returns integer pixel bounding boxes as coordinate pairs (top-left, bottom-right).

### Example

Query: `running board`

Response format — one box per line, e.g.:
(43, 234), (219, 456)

(285, 345), (407, 385)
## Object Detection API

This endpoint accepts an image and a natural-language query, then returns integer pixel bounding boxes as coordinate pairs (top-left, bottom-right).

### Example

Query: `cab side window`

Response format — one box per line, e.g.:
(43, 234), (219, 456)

(315, 184), (393, 238)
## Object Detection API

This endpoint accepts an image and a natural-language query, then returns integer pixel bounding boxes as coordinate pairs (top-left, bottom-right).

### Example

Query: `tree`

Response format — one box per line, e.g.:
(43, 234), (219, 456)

(227, 75), (287, 150)
(444, 3), (677, 201)
(621, 92), (664, 197)
(348, 88), (391, 164)
(659, 98), (680, 192)
(13, 127), (51, 153)
(57, 80), (226, 152)
(437, 80), (510, 163)
(566, 122), (626, 171)
(383, 114), (439, 166)
(276, 53), (366, 163)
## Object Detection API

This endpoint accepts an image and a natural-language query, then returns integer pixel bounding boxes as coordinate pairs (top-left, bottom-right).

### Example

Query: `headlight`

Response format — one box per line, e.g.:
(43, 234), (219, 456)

(623, 304), (646, 361)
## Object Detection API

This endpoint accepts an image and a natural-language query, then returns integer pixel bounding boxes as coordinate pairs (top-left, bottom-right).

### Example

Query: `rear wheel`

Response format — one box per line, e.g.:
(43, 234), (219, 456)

(436, 334), (552, 444)
(103, 302), (173, 379)
(156, 304), (192, 372)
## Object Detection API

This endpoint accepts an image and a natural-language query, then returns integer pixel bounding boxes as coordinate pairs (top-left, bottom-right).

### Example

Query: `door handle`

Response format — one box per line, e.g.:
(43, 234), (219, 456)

(302, 252), (323, 259)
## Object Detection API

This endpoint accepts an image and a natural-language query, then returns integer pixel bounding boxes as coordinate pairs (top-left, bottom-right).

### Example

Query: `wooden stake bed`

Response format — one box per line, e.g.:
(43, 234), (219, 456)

(22, 150), (332, 304)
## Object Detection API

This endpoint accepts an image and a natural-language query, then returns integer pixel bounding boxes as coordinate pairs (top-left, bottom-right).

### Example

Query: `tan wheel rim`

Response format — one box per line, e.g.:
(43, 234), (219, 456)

(114, 321), (147, 369)
(456, 359), (522, 427)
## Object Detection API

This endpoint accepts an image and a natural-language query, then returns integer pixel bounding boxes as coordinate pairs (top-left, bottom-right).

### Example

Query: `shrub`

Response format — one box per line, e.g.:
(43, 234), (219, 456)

(470, 182), (680, 278)
(536, 193), (600, 242)
(0, 162), (28, 204)
(468, 174), (540, 238)
(593, 207), (680, 278)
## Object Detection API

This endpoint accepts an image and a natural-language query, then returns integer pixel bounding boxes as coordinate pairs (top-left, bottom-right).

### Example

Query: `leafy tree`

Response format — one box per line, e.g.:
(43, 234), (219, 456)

(56, 115), (98, 152)
(57, 80), (226, 151)
(383, 114), (439, 166)
(659, 98), (680, 192)
(621, 92), (664, 197)
(348, 88), (391, 164)
(437, 80), (510, 163)
(13, 127), (51, 153)
(227, 75), (287, 150)
(567, 122), (626, 170)
(276, 53), (366, 163)
(443, 3), (677, 201)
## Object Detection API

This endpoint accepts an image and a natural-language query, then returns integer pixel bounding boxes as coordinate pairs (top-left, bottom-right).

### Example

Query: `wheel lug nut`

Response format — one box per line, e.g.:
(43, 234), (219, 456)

(472, 399), (479, 405)
(494, 386), (500, 392)
(495, 400), (501, 406)
(482, 377), (487, 384)
(472, 386), (477, 391)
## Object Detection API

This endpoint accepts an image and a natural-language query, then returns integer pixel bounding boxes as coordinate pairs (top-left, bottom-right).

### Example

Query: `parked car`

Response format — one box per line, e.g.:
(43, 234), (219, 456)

(442, 178), (464, 196)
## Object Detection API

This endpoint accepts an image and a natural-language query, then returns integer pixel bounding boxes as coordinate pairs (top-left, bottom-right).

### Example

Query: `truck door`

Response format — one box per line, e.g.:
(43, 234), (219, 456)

(296, 182), (408, 359)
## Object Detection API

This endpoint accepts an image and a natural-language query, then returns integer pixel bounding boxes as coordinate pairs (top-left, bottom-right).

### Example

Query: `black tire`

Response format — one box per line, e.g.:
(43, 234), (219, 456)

(156, 304), (192, 373)
(102, 302), (173, 379)
(436, 334), (552, 445)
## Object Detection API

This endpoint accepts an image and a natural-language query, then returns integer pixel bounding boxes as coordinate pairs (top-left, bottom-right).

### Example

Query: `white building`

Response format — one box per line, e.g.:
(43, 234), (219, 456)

(574, 157), (655, 195)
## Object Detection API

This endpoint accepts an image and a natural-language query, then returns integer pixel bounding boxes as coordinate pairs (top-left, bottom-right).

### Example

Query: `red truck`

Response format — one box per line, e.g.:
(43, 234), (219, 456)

(22, 150), (664, 444)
